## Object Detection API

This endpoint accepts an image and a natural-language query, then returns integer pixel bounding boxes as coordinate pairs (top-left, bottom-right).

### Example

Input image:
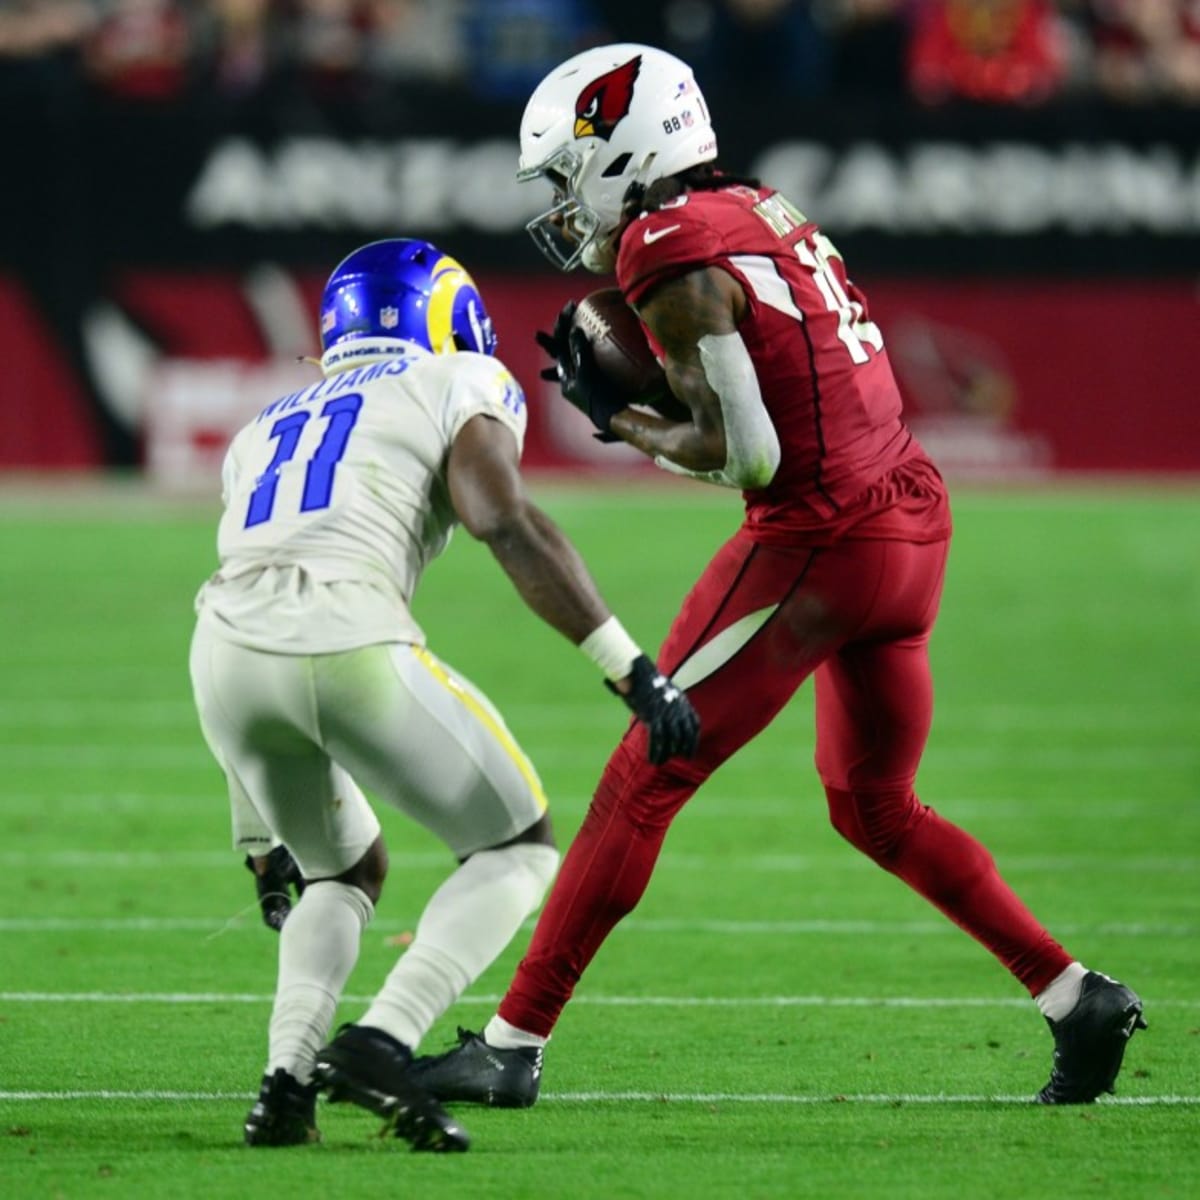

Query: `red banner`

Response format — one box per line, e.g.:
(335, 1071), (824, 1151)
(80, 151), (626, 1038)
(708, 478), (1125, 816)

(484, 275), (1200, 478)
(1, 271), (1196, 479)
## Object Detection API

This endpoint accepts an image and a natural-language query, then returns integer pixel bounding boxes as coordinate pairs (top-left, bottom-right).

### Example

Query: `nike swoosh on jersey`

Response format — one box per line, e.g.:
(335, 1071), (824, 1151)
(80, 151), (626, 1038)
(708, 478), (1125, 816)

(643, 224), (682, 245)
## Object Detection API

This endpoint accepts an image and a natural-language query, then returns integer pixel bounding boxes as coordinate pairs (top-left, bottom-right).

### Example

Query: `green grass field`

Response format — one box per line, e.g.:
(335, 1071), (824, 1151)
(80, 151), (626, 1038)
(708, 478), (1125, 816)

(1, 481), (1197, 1199)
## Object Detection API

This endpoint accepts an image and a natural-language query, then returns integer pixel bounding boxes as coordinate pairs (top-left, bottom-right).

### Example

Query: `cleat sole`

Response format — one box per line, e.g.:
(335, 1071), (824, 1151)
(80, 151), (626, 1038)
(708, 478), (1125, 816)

(384, 1105), (470, 1153)
(313, 1058), (469, 1152)
(312, 1061), (395, 1119)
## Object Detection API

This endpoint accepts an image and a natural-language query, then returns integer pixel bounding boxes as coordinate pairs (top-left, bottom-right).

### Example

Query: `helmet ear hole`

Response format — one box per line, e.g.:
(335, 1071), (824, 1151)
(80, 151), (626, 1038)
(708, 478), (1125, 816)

(602, 152), (633, 178)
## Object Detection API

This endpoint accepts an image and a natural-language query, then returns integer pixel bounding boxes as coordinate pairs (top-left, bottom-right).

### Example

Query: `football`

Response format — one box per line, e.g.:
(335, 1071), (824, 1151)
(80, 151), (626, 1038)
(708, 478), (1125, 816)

(570, 288), (690, 421)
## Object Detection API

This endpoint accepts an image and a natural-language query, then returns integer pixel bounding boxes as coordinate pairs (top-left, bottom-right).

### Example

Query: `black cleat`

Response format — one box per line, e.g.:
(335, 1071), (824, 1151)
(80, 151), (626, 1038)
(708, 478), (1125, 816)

(244, 1069), (320, 1146)
(410, 1027), (543, 1108)
(1037, 971), (1147, 1104)
(312, 1024), (470, 1152)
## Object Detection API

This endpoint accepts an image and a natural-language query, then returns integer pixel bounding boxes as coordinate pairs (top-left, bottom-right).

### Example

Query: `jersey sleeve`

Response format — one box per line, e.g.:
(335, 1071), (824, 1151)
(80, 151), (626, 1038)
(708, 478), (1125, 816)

(441, 353), (528, 456)
(616, 200), (725, 305)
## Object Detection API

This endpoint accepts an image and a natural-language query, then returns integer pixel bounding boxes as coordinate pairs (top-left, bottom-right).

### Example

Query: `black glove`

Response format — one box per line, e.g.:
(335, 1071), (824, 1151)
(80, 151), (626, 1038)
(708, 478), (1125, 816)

(536, 302), (626, 441)
(606, 654), (701, 766)
(244, 844), (306, 933)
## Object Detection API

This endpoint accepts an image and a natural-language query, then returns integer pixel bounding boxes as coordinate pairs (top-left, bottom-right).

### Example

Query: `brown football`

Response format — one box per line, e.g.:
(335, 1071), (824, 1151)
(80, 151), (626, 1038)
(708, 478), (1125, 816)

(570, 288), (690, 421)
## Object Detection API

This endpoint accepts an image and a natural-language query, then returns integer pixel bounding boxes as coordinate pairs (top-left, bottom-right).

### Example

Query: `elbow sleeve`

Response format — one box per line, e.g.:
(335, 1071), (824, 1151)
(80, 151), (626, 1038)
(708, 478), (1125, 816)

(698, 332), (781, 490)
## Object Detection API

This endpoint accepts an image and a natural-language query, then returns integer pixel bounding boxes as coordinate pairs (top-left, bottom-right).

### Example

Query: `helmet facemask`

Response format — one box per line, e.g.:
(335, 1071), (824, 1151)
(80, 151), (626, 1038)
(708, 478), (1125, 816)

(519, 145), (625, 274)
(517, 44), (718, 274)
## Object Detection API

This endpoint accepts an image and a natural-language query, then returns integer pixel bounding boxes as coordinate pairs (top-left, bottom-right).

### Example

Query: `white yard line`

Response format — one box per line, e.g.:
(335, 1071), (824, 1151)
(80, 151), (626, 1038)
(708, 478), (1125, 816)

(1, 991), (1196, 1009)
(0, 1089), (1194, 1106)
(0, 794), (1186, 825)
(1, 916), (1194, 936)
(0, 916), (1193, 936)
(0, 850), (449, 869)
(0, 700), (1190, 735)
(0, 852), (1195, 877)
(2, 743), (1196, 771)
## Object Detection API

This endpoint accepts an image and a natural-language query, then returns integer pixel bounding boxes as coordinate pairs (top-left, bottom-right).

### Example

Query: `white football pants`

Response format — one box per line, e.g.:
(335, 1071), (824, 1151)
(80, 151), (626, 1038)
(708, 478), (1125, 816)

(189, 625), (548, 878)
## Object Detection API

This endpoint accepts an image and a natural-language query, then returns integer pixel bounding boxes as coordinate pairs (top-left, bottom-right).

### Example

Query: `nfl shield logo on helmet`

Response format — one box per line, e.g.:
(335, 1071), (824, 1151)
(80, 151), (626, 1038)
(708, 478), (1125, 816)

(321, 309), (337, 334)
(380, 306), (399, 330)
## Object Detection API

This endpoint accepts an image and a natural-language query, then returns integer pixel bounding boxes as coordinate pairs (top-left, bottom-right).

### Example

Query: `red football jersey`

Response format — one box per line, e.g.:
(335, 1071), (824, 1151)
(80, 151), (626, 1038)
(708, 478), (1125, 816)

(615, 185), (950, 545)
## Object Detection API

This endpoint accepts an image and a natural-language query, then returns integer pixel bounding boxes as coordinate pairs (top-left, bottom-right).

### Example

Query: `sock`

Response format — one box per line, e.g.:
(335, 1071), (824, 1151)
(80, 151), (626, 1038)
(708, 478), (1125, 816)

(484, 1013), (548, 1050)
(358, 842), (558, 1051)
(267, 880), (374, 1083)
(1035, 961), (1088, 1022)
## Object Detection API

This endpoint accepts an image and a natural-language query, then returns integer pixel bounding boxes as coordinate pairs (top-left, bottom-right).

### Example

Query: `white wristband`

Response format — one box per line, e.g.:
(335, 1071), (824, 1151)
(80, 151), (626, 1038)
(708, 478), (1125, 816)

(579, 617), (642, 682)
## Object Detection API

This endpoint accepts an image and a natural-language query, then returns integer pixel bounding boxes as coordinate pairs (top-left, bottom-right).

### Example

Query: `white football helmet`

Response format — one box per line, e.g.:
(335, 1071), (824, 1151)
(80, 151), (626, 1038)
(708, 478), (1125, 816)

(518, 43), (718, 272)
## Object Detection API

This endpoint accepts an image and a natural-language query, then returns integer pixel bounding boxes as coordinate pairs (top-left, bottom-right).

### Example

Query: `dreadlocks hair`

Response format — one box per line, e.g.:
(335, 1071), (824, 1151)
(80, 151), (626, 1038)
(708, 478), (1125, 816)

(621, 163), (762, 222)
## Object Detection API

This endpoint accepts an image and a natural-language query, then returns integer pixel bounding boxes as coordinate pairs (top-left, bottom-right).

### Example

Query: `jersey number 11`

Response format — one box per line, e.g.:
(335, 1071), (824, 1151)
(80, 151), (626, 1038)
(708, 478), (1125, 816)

(244, 394), (363, 528)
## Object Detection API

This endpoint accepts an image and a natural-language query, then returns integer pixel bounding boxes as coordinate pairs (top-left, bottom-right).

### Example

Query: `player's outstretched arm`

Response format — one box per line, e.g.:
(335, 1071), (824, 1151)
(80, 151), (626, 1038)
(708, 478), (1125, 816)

(447, 414), (699, 764)
(448, 414), (614, 646)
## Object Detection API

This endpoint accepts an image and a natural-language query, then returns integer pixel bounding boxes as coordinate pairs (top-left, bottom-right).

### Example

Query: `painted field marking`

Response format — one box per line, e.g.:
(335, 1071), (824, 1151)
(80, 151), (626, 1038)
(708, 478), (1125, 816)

(1, 992), (1196, 1009)
(0, 850), (1195, 878)
(2, 743), (1196, 771)
(0, 794), (1188, 829)
(1, 699), (1187, 735)
(0, 916), (1194, 938)
(0, 1089), (1194, 1107)
(0, 916), (1194, 937)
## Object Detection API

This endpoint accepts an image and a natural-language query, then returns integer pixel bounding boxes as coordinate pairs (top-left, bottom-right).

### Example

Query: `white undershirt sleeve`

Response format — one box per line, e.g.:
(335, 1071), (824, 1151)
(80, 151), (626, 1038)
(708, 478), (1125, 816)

(652, 331), (780, 490)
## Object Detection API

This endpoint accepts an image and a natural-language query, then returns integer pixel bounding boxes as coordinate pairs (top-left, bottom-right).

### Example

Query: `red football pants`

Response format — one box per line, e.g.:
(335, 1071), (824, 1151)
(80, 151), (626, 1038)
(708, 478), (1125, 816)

(499, 530), (1070, 1037)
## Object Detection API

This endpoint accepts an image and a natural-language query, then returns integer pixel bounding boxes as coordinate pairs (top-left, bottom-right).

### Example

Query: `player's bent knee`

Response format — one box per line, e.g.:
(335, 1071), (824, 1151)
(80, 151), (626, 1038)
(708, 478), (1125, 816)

(824, 784), (924, 864)
(330, 835), (388, 905)
(825, 785), (869, 852)
(496, 810), (557, 852)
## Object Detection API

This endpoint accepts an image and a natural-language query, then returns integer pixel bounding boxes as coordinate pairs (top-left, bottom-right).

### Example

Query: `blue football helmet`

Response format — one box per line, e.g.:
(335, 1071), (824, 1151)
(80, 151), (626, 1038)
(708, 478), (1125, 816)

(319, 239), (497, 357)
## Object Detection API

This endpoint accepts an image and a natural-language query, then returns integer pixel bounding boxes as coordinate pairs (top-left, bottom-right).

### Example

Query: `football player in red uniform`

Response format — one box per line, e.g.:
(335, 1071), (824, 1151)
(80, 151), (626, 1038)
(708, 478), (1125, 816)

(412, 44), (1144, 1108)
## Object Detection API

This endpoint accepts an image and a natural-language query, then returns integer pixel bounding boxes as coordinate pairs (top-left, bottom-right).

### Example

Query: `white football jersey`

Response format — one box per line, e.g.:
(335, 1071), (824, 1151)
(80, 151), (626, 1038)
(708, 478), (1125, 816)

(195, 343), (526, 653)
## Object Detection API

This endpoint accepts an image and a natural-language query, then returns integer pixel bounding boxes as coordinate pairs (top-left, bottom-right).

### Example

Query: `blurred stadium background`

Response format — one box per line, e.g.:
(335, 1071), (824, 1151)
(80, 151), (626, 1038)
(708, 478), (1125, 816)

(1, 0), (1199, 485)
(2, 6), (1198, 1194)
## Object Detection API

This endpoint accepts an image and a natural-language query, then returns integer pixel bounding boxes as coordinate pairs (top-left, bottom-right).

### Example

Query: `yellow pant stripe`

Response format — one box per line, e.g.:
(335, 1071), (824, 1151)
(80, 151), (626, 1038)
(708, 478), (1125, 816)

(413, 647), (548, 812)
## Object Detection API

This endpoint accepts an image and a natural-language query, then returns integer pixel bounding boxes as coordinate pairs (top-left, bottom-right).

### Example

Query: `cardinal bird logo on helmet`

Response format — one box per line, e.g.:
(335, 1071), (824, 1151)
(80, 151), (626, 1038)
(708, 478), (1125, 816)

(574, 55), (641, 141)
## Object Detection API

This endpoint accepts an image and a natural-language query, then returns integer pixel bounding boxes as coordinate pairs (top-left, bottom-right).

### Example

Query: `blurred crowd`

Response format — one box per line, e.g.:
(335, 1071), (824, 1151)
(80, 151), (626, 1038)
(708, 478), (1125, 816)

(1, 0), (1198, 109)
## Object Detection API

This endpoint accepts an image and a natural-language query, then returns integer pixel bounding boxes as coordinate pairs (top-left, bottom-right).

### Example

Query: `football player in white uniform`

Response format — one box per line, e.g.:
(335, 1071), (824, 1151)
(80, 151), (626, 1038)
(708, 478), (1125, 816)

(189, 238), (699, 1151)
